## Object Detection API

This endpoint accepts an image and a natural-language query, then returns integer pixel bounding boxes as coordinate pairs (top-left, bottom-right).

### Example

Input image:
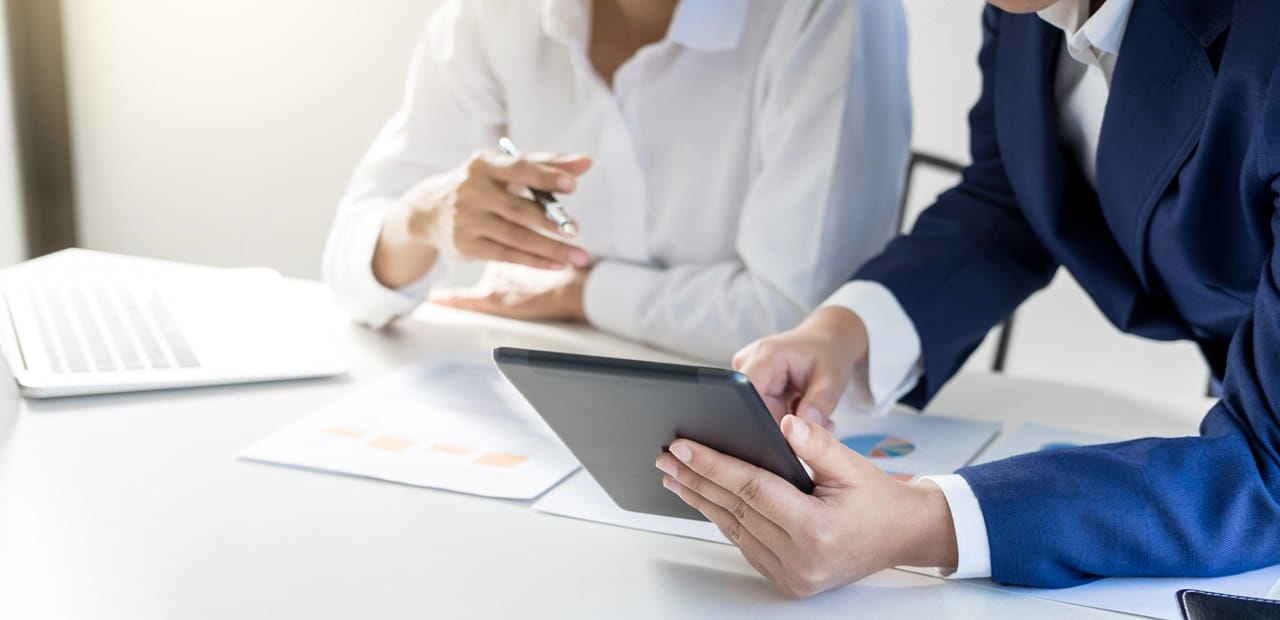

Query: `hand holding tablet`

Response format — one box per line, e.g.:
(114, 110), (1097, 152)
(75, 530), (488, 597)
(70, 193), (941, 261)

(494, 347), (813, 521)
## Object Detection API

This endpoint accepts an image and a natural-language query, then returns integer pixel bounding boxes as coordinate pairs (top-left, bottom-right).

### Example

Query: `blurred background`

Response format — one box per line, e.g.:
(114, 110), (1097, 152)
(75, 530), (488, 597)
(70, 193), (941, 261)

(0, 0), (1209, 407)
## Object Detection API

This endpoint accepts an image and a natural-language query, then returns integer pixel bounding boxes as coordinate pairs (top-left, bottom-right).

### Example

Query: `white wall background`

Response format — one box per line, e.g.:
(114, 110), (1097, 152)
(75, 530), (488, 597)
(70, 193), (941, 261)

(61, 0), (442, 278)
(0, 5), (27, 267)
(60, 0), (1211, 406)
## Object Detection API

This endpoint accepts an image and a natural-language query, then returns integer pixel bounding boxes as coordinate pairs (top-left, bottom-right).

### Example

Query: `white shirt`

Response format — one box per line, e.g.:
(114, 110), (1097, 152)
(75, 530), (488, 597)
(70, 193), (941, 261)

(322, 0), (912, 363)
(825, 0), (1133, 578)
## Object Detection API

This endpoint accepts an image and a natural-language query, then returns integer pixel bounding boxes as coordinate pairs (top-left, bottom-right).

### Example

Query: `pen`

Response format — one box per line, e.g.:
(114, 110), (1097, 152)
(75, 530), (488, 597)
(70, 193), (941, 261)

(497, 136), (578, 236)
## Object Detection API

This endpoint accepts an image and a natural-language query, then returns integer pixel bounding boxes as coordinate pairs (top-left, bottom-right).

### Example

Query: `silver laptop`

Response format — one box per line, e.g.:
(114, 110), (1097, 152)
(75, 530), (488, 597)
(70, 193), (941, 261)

(0, 255), (346, 398)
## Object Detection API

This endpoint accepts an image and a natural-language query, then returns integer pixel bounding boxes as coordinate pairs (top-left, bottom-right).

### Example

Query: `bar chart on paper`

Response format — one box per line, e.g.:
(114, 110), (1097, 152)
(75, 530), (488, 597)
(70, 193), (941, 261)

(238, 359), (580, 499)
(837, 414), (1000, 481)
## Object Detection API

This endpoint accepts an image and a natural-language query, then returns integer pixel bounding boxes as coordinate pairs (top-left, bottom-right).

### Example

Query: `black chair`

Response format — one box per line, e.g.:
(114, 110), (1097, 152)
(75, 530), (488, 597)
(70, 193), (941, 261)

(898, 151), (1016, 374)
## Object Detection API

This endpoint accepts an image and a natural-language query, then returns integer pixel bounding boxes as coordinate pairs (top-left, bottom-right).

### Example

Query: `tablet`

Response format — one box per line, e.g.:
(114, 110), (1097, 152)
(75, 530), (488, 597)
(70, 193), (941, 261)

(493, 347), (814, 521)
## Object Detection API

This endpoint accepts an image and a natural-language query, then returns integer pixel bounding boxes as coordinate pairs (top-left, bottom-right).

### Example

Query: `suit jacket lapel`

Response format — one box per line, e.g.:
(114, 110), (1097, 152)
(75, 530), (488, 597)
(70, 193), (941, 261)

(1095, 0), (1226, 287)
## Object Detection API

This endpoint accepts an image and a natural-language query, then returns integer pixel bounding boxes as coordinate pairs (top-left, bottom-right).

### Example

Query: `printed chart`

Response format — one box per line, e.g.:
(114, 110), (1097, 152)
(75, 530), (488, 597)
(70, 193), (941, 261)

(239, 359), (580, 499)
(836, 414), (1000, 482)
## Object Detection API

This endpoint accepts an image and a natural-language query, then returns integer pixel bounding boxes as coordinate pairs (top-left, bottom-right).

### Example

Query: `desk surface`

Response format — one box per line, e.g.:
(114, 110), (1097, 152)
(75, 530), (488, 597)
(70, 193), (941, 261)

(0, 273), (1214, 620)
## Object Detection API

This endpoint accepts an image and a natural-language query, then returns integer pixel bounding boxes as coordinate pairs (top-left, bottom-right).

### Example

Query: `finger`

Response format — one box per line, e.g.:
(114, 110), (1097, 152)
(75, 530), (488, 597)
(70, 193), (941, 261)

(656, 453), (791, 548)
(478, 189), (566, 236)
(524, 153), (593, 176)
(662, 475), (786, 581)
(479, 154), (581, 193)
(430, 295), (495, 312)
(665, 439), (807, 527)
(457, 237), (566, 271)
(793, 365), (843, 427)
(487, 191), (582, 240)
(734, 345), (799, 421)
(478, 214), (590, 267)
(781, 415), (879, 488)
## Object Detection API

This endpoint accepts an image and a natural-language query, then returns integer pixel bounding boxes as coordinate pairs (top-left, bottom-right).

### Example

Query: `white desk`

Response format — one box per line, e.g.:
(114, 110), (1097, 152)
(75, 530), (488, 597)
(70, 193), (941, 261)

(0, 275), (1214, 620)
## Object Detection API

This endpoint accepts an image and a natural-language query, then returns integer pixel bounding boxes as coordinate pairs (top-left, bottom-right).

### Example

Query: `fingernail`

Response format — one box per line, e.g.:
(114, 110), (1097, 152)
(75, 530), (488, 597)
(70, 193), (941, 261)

(802, 407), (824, 425)
(655, 456), (677, 476)
(669, 442), (692, 463)
(556, 176), (574, 192)
(784, 415), (810, 444)
(569, 249), (590, 267)
(662, 476), (679, 493)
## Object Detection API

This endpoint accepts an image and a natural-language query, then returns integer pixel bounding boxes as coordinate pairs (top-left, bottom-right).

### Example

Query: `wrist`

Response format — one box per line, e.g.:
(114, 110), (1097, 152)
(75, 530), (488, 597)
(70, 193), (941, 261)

(372, 200), (441, 289)
(898, 481), (959, 569)
(559, 268), (589, 322)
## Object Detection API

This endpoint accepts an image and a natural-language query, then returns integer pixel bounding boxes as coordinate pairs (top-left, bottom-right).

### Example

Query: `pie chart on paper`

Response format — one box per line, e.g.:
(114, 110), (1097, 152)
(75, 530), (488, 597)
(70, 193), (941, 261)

(841, 434), (917, 458)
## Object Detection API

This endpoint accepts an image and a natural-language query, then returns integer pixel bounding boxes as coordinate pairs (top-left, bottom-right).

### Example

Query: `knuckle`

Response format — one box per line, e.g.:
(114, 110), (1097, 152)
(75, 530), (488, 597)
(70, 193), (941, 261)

(683, 474), (703, 494)
(737, 475), (762, 503)
(729, 497), (749, 521)
(466, 151), (489, 174)
(726, 522), (743, 541)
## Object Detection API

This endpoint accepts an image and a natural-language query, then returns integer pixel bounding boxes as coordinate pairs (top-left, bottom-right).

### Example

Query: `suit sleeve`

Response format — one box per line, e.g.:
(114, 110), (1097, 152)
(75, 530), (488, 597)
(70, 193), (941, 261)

(955, 63), (1280, 588)
(853, 7), (1058, 406)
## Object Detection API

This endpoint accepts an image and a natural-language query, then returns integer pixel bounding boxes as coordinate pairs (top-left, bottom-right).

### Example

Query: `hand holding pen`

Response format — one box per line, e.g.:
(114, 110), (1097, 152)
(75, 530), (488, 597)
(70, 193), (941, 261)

(498, 137), (579, 237)
(382, 139), (593, 277)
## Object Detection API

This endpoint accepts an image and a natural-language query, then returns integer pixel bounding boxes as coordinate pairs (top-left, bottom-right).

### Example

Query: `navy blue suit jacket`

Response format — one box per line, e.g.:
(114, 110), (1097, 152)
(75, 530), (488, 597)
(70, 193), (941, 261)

(855, 0), (1280, 587)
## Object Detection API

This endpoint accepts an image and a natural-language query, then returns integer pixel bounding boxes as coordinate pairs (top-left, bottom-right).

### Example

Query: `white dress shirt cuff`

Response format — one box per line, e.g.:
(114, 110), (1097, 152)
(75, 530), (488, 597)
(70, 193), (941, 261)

(581, 259), (655, 342)
(326, 200), (440, 329)
(820, 281), (922, 411)
(917, 474), (992, 579)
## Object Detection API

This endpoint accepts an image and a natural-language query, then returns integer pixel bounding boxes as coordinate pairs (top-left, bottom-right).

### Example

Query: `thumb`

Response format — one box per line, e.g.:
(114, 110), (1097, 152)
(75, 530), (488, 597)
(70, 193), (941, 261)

(782, 414), (876, 487)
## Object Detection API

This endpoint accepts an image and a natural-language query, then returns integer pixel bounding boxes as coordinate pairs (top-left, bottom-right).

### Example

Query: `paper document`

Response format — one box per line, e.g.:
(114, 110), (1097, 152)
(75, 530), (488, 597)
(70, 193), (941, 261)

(971, 423), (1121, 465)
(533, 470), (728, 544)
(836, 413), (1000, 481)
(239, 359), (580, 499)
(966, 564), (1280, 620)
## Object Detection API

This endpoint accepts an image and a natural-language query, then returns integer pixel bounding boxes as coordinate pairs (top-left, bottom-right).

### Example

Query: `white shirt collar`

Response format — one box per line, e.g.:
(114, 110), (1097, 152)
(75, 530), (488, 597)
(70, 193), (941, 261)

(1038, 0), (1135, 65)
(542, 0), (748, 52)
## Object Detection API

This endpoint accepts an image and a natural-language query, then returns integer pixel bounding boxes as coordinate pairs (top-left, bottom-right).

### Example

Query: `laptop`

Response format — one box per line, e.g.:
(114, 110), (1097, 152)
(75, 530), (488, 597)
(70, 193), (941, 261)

(0, 250), (346, 398)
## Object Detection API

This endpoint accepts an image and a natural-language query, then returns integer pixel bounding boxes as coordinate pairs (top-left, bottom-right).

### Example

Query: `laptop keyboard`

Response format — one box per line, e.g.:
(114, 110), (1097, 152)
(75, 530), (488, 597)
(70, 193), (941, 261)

(17, 287), (201, 374)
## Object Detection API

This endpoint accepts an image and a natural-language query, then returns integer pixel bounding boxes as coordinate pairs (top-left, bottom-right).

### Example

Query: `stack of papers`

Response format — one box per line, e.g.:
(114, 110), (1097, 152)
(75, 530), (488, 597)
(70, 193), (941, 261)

(239, 359), (580, 499)
(533, 470), (728, 544)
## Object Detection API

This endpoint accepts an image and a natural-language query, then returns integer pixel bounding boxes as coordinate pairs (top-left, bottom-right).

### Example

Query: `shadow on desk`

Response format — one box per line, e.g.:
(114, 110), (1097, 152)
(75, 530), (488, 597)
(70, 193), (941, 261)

(650, 558), (955, 616)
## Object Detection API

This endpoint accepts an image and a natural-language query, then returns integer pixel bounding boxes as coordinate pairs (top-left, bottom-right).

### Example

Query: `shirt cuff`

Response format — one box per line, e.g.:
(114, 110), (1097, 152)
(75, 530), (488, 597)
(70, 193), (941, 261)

(820, 281), (922, 411)
(323, 199), (441, 329)
(917, 474), (992, 579)
(581, 259), (656, 342)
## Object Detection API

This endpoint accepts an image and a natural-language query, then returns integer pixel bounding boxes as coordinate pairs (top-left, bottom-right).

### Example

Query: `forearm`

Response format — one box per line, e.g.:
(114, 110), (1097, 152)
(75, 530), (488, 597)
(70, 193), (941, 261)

(371, 199), (441, 289)
(583, 260), (813, 362)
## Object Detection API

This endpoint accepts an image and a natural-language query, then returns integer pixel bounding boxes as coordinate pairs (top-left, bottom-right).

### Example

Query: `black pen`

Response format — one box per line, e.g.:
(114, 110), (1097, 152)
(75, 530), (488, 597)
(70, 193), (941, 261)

(497, 137), (578, 236)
